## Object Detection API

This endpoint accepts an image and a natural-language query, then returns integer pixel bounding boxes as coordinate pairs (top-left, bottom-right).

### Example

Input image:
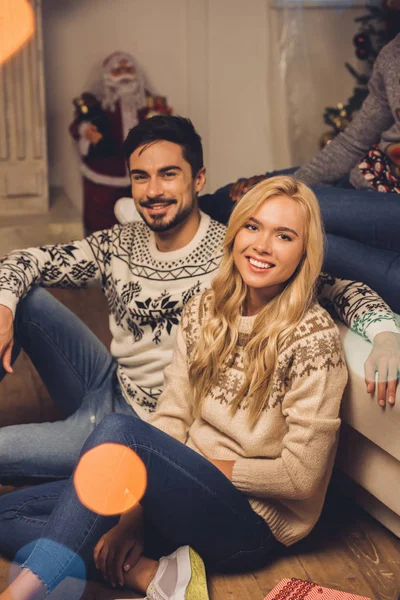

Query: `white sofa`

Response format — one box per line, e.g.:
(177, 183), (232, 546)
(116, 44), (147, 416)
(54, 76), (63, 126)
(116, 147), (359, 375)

(335, 317), (400, 537)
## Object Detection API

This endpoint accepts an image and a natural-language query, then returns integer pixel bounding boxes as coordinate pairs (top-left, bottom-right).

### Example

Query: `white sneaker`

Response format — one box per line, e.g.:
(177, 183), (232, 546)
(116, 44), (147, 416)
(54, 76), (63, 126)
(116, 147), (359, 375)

(114, 197), (141, 224)
(145, 545), (209, 600)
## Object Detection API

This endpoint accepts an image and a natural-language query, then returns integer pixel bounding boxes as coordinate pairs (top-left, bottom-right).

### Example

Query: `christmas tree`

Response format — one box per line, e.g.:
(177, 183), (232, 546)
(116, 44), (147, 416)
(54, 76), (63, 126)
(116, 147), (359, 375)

(320, 0), (400, 148)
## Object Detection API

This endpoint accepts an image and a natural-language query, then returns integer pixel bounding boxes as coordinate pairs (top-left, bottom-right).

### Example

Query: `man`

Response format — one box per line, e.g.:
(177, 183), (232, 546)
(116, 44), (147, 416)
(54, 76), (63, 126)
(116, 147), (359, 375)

(0, 116), (399, 483)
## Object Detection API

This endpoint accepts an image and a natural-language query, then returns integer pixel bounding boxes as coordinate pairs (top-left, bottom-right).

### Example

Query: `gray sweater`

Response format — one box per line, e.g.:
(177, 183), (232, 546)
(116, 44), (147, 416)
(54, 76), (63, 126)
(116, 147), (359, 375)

(295, 34), (400, 189)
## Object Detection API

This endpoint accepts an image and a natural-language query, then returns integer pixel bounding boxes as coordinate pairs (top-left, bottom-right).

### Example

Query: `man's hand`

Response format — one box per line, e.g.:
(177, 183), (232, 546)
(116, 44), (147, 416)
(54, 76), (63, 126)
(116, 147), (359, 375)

(0, 305), (14, 374)
(364, 332), (400, 407)
(229, 175), (267, 203)
(84, 123), (103, 145)
(94, 520), (144, 589)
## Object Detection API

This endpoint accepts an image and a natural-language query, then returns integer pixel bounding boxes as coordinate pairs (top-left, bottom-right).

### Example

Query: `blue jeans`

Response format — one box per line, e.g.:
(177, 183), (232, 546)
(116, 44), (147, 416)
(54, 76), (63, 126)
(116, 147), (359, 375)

(0, 287), (136, 484)
(199, 172), (400, 313)
(0, 414), (278, 594)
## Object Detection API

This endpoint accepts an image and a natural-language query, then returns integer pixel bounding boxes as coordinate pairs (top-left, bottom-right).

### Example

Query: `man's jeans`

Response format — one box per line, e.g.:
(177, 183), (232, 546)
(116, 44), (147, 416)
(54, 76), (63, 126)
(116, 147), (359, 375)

(0, 414), (279, 595)
(199, 173), (400, 313)
(0, 287), (136, 483)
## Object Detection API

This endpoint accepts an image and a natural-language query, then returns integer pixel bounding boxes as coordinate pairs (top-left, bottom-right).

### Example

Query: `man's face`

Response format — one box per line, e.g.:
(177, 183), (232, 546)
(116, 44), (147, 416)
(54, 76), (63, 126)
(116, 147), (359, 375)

(129, 140), (206, 232)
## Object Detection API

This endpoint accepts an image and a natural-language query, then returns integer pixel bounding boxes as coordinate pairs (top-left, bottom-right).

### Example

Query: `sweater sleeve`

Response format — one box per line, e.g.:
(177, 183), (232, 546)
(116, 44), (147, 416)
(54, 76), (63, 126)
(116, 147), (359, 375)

(295, 48), (393, 186)
(316, 272), (399, 342)
(148, 321), (194, 443)
(231, 323), (348, 501)
(0, 229), (113, 316)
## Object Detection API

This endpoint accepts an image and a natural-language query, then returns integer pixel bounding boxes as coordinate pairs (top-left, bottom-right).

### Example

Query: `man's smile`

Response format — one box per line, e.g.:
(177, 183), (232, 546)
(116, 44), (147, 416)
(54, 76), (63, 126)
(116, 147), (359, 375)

(140, 199), (177, 217)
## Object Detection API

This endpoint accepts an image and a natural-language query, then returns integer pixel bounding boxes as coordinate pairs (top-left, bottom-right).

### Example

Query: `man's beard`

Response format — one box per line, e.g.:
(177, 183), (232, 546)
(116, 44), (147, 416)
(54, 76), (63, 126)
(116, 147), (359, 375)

(137, 198), (195, 232)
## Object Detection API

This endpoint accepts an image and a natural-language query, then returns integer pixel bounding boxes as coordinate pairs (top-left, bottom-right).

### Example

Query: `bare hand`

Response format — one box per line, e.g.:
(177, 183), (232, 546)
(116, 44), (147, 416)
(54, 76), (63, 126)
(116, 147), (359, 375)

(94, 521), (144, 589)
(207, 458), (235, 480)
(0, 305), (14, 374)
(83, 123), (103, 145)
(364, 332), (400, 406)
(229, 175), (267, 203)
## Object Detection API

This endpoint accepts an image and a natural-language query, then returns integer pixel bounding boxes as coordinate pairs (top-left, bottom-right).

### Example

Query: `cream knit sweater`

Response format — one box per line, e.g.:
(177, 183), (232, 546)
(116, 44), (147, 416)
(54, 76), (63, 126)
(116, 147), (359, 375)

(149, 292), (348, 547)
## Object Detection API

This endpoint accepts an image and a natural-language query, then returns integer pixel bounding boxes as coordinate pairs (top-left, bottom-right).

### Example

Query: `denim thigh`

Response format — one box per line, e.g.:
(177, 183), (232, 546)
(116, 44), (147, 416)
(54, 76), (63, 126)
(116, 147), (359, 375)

(0, 287), (138, 482)
(5, 287), (115, 416)
(10, 415), (279, 592)
(314, 185), (400, 253)
(324, 233), (400, 313)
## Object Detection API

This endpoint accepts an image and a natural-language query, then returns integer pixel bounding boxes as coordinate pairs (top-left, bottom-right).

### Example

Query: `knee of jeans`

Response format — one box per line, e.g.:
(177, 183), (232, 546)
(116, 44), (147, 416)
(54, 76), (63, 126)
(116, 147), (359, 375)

(81, 413), (135, 453)
(19, 286), (49, 309)
(15, 287), (52, 327)
(0, 433), (10, 464)
(0, 492), (20, 523)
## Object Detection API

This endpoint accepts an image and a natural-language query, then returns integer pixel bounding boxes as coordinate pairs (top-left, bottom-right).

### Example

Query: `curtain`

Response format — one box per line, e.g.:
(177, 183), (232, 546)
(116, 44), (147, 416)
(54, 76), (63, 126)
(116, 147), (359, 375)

(269, 0), (369, 169)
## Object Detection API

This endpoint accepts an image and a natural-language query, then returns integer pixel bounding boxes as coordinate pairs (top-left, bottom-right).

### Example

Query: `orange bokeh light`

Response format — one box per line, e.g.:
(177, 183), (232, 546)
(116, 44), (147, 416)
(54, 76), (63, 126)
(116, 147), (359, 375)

(74, 443), (147, 516)
(0, 0), (35, 65)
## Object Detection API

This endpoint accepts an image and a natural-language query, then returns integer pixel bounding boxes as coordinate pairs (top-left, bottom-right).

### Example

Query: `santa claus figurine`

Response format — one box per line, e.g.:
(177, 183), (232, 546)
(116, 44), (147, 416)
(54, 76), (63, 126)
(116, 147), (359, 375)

(69, 52), (160, 234)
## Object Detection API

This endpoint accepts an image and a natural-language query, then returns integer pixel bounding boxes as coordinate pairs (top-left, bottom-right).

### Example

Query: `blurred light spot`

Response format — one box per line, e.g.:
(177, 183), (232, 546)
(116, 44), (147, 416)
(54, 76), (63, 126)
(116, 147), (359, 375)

(74, 443), (147, 516)
(0, 0), (35, 65)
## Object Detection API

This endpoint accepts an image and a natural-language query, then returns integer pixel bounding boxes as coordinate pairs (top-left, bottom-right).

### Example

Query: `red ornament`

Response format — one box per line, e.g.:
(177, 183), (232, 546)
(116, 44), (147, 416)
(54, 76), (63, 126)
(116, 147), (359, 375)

(353, 31), (371, 59)
(356, 47), (369, 59)
(353, 33), (367, 47)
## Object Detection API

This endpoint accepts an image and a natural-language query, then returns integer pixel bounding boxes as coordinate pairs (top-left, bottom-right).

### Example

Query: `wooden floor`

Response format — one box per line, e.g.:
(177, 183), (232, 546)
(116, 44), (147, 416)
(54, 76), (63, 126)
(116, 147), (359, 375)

(0, 288), (399, 600)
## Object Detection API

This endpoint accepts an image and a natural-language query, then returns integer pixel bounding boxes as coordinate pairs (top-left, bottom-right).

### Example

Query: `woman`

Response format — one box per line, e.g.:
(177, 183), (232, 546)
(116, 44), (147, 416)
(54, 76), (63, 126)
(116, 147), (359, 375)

(0, 176), (347, 600)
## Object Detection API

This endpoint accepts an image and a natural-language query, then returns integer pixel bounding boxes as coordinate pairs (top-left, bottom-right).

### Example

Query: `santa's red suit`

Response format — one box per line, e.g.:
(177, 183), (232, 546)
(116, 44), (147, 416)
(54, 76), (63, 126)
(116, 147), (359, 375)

(69, 52), (148, 233)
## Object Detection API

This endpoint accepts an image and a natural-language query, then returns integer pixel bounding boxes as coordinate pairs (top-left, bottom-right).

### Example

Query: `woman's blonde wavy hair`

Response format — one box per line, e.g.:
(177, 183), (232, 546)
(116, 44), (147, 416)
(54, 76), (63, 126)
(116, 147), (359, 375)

(189, 175), (325, 426)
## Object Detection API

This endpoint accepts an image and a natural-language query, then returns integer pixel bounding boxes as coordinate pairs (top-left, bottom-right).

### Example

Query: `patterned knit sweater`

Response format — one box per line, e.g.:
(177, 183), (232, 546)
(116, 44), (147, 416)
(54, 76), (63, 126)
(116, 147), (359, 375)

(296, 34), (400, 189)
(150, 293), (348, 547)
(0, 211), (397, 418)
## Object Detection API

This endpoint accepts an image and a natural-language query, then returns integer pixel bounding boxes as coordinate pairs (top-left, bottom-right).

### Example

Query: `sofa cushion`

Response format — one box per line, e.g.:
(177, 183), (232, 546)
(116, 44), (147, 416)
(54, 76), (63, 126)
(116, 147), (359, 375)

(333, 468), (400, 538)
(336, 318), (400, 462)
(336, 423), (400, 517)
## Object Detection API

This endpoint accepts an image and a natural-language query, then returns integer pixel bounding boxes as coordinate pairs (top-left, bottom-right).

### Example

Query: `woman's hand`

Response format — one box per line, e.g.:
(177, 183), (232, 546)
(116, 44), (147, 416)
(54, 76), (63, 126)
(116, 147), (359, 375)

(206, 458), (235, 480)
(94, 520), (144, 589)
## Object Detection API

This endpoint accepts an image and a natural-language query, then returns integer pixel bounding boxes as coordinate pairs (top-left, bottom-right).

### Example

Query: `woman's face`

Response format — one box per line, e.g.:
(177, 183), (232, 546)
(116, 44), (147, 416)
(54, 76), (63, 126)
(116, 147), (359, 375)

(233, 195), (306, 313)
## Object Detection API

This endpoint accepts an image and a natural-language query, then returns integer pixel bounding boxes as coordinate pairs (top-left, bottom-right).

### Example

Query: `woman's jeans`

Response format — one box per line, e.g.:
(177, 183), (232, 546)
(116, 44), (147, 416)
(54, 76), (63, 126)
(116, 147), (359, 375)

(199, 174), (400, 313)
(0, 287), (136, 484)
(0, 414), (278, 595)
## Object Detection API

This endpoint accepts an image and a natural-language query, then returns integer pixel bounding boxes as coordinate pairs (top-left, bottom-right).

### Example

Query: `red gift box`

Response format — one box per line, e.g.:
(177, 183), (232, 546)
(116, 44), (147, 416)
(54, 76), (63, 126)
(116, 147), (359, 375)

(264, 578), (371, 600)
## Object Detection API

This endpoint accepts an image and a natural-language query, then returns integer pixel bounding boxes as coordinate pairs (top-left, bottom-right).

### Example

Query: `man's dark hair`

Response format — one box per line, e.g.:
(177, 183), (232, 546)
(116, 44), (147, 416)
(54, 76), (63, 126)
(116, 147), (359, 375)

(124, 115), (203, 177)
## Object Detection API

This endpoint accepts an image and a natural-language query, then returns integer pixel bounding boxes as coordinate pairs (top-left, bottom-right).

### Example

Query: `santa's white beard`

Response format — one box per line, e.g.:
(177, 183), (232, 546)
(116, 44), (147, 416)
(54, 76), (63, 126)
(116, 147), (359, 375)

(120, 89), (143, 130)
(101, 75), (144, 114)
(117, 79), (140, 97)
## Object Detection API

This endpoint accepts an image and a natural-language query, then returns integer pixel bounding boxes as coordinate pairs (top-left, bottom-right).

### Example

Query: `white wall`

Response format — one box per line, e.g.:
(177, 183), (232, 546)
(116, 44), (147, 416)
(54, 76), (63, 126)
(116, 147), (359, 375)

(41, 0), (365, 212)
